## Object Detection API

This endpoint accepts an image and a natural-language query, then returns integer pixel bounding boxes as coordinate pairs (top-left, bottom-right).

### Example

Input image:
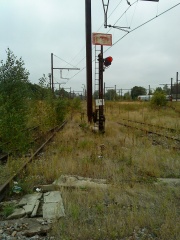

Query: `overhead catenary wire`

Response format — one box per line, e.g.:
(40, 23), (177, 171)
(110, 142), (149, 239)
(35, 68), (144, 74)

(53, 54), (78, 69)
(68, 0), (134, 80)
(105, 2), (180, 52)
(156, 0), (160, 16)
(69, 2), (180, 81)
(129, 0), (139, 28)
(65, 0), (124, 70)
(106, 0), (138, 31)
(53, 1), (125, 85)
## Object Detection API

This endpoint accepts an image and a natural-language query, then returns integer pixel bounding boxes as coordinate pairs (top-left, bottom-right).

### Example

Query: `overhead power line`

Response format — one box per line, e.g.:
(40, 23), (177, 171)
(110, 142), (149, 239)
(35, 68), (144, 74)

(53, 54), (78, 69)
(69, 2), (180, 80)
(67, 0), (124, 66)
(106, 0), (138, 32)
(105, 2), (180, 52)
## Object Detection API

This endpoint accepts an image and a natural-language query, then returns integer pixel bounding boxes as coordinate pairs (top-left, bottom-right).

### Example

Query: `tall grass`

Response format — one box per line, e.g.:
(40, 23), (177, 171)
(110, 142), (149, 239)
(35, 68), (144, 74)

(14, 101), (180, 239)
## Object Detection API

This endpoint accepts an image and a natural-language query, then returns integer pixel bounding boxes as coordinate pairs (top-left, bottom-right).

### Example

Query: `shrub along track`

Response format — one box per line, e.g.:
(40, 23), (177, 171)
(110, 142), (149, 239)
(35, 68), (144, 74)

(0, 120), (67, 202)
(117, 118), (180, 150)
(0, 126), (39, 162)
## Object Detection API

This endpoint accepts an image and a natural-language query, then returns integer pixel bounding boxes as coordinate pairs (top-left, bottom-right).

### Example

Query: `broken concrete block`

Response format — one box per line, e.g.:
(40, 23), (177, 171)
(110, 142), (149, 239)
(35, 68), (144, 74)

(7, 208), (26, 220)
(42, 191), (65, 220)
(23, 204), (35, 215)
(44, 191), (63, 203)
(31, 200), (40, 217)
(18, 193), (42, 207)
(53, 175), (108, 189)
(43, 202), (65, 220)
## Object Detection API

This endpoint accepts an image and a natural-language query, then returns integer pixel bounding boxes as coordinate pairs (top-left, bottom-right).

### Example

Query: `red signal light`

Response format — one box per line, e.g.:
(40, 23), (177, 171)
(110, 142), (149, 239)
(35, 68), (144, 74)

(104, 56), (113, 67)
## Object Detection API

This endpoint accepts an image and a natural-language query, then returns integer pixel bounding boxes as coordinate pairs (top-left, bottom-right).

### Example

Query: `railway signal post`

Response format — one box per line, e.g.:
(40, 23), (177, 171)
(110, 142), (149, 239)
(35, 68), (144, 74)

(92, 33), (113, 133)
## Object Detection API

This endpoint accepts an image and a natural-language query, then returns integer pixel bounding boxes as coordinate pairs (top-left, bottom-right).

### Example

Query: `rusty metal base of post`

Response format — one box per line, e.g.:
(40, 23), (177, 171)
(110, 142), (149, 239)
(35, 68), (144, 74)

(99, 114), (105, 133)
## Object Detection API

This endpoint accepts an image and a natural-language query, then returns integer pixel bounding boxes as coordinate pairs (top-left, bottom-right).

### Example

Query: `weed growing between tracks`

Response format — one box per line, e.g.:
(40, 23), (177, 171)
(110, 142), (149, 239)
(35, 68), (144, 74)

(7, 102), (180, 239)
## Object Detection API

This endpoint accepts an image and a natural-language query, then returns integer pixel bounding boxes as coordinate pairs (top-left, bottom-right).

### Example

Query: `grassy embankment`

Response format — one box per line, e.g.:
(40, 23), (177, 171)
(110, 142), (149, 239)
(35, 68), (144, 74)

(5, 101), (180, 239)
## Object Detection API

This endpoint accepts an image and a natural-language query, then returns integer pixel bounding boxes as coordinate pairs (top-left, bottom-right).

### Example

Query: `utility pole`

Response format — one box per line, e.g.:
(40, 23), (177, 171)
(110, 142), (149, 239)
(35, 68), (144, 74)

(85, 0), (93, 122)
(171, 78), (173, 99)
(51, 53), (79, 94)
(176, 72), (179, 101)
(115, 85), (116, 100)
(159, 83), (172, 101)
(51, 53), (54, 93)
(104, 82), (106, 97)
(48, 73), (51, 89)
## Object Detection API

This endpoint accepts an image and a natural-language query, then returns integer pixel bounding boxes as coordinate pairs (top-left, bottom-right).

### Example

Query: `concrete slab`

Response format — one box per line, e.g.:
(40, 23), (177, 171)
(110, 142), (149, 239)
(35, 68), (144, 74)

(43, 202), (65, 220)
(44, 191), (62, 203)
(18, 193), (42, 207)
(7, 208), (26, 220)
(23, 204), (35, 215)
(53, 175), (108, 189)
(43, 191), (65, 220)
(157, 178), (180, 187)
(31, 200), (40, 217)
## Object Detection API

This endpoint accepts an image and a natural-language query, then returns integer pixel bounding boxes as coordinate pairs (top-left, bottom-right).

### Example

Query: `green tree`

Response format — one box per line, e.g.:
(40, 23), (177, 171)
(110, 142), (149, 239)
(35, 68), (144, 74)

(0, 48), (31, 153)
(163, 84), (170, 95)
(37, 74), (52, 100)
(150, 91), (167, 108)
(55, 88), (70, 98)
(154, 87), (163, 93)
(124, 91), (131, 100)
(105, 89), (118, 100)
(38, 74), (48, 88)
(131, 86), (146, 100)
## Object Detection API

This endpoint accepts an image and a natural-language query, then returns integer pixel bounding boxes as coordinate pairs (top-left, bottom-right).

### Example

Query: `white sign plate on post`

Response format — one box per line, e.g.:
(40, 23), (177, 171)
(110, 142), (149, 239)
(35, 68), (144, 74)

(95, 99), (105, 106)
(92, 33), (112, 46)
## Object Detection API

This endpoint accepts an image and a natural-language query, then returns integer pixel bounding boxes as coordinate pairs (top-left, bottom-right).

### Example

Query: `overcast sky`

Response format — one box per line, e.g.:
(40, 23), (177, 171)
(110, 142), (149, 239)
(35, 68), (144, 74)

(0, 0), (180, 94)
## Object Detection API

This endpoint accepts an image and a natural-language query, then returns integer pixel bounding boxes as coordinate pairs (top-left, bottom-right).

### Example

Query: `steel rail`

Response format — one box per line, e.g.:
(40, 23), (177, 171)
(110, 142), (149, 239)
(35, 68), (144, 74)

(167, 105), (180, 114)
(117, 121), (180, 143)
(121, 118), (179, 133)
(0, 120), (67, 202)
(0, 126), (40, 162)
(0, 125), (61, 162)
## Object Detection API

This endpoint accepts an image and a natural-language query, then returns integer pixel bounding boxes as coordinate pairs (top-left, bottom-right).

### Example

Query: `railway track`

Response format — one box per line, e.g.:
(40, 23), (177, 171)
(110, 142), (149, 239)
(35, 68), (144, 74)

(118, 118), (180, 148)
(121, 118), (179, 134)
(0, 125), (62, 162)
(0, 120), (67, 202)
(0, 126), (40, 162)
(167, 105), (180, 114)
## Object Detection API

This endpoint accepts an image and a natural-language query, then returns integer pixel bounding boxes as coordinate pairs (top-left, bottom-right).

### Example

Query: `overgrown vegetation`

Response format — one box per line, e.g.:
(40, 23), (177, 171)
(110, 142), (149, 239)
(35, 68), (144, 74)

(150, 91), (167, 108)
(0, 48), (31, 153)
(9, 101), (179, 240)
(0, 202), (15, 218)
(0, 49), (81, 155)
(0, 49), (179, 239)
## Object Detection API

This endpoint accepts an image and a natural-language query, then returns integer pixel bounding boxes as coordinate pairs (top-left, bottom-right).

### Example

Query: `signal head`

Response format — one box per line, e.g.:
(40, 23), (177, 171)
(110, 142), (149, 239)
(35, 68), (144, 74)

(104, 56), (113, 67)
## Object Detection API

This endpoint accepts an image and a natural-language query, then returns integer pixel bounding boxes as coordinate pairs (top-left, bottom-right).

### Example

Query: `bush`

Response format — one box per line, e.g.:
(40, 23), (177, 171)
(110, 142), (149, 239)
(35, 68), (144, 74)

(0, 49), (31, 154)
(150, 92), (167, 108)
(55, 98), (68, 123)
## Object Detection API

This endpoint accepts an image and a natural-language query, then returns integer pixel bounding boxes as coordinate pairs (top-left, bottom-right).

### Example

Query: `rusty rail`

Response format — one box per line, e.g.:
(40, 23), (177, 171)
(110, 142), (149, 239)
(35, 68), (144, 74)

(0, 120), (67, 202)
(118, 120), (180, 143)
(121, 118), (179, 133)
